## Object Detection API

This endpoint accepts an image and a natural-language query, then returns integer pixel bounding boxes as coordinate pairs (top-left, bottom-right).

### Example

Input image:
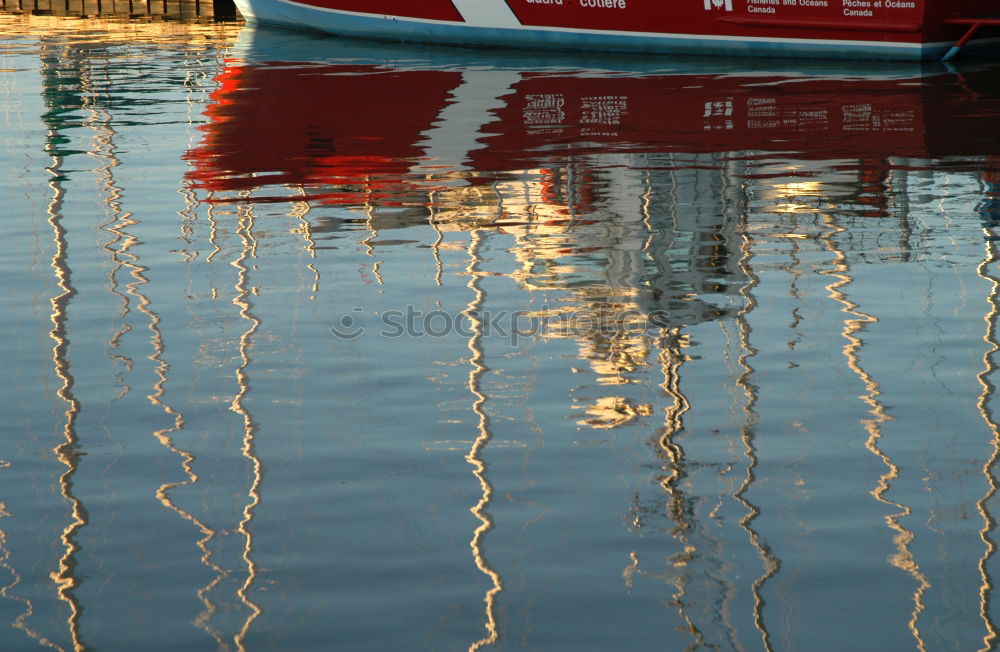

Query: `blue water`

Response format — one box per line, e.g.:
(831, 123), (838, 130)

(3, 13), (1000, 651)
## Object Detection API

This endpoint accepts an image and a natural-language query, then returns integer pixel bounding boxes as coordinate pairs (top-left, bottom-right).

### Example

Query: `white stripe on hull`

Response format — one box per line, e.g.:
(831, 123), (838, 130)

(452, 0), (521, 27)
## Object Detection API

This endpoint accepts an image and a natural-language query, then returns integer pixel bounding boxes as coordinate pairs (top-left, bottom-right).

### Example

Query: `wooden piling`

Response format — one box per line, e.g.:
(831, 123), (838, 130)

(1, 0), (238, 21)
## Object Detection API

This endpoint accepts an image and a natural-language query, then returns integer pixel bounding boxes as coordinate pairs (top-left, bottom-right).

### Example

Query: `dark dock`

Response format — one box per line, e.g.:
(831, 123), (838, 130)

(1, 0), (238, 21)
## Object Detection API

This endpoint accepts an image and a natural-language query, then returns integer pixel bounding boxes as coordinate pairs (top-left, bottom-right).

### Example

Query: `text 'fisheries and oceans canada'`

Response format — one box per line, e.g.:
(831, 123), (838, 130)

(840, 0), (912, 16)
(747, 0), (917, 12)
(747, 0), (915, 14)
(746, 0), (826, 13)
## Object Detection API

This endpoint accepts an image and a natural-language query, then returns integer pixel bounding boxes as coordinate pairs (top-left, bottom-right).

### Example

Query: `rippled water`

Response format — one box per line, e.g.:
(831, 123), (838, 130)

(4, 13), (1000, 651)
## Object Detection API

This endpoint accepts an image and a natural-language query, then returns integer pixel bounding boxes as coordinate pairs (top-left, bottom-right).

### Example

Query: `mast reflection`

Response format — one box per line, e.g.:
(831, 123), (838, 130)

(41, 41), (88, 652)
(463, 229), (503, 651)
(818, 213), (930, 649)
(182, 27), (1000, 650)
(94, 108), (137, 399)
(81, 38), (238, 650)
(0, 502), (63, 650)
(732, 217), (778, 652)
(231, 199), (263, 651)
(655, 327), (711, 650)
(976, 165), (1000, 652)
(6, 21), (255, 651)
(289, 185), (321, 300)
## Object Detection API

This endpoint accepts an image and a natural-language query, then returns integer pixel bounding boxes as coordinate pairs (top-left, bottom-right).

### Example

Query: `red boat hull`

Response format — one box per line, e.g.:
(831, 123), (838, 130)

(231, 0), (1000, 60)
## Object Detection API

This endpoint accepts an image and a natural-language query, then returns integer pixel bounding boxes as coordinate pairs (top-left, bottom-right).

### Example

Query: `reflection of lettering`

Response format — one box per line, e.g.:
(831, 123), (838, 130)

(703, 99), (734, 130)
(705, 100), (734, 117)
(796, 109), (828, 129)
(842, 103), (873, 131)
(581, 96), (627, 125)
(523, 93), (565, 126)
(745, 98), (829, 131)
(841, 104), (914, 132)
(704, 0), (733, 11)
(747, 97), (775, 105)
(881, 110), (915, 132)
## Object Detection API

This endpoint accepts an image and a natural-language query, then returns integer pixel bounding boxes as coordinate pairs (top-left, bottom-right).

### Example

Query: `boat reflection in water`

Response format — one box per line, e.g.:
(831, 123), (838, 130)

(180, 25), (1000, 651)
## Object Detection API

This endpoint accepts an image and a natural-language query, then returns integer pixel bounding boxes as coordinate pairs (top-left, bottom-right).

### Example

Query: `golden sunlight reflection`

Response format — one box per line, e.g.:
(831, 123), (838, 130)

(162, 152), (233, 650)
(46, 119), (86, 652)
(430, 191), (446, 287)
(733, 221), (777, 652)
(14, 25), (1000, 648)
(818, 213), (930, 651)
(656, 325), (712, 649)
(92, 105), (136, 400)
(0, 477), (61, 650)
(464, 228), (503, 651)
(289, 185), (320, 300)
(363, 193), (385, 287)
(230, 199), (264, 651)
(87, 45), (233, 650)
(975, 220), (1000, 652)
(429, 156), (765, 647)
(762, 181), (826, 215)
(41, 43), (87, 652)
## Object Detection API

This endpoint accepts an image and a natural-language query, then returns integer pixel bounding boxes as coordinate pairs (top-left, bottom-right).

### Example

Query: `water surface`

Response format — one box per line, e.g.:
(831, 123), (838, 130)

(3, 14), (1000, 651)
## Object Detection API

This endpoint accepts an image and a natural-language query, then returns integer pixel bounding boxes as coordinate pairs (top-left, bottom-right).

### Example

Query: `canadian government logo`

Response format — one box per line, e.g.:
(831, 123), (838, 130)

(704, 0), (734, 11)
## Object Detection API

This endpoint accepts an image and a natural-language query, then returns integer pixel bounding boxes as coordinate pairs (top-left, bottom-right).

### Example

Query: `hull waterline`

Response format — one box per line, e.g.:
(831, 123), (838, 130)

(231, 0), (1000, 60)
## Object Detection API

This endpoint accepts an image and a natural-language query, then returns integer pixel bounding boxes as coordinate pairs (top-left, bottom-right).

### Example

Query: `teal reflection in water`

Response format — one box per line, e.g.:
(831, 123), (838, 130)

(3, 12), (1000, 651)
